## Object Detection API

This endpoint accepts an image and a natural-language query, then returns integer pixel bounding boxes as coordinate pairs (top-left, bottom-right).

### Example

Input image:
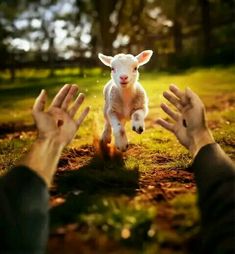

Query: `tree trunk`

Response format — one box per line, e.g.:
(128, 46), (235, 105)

(173, 20), (183, 54)
(93, 0), (119, 55)
(48, 36), (55, 77)
(10, 52), (15, 82)
(42, 21), (55, 77)
(199, 0), (212, 57)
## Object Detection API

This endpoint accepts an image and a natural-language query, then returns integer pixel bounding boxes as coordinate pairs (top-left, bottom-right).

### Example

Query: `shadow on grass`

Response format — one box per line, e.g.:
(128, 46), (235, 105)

(0, 75), (103, 108)
(50, 154), (140, 228)
(0, 77), (65, 98)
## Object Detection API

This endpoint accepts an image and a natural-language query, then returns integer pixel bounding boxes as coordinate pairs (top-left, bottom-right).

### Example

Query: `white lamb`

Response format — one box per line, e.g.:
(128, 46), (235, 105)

(98, 50), (153, 152)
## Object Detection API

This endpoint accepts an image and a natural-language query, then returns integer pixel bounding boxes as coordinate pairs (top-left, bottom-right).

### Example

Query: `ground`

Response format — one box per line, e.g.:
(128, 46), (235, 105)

(0, 66), (235, 254)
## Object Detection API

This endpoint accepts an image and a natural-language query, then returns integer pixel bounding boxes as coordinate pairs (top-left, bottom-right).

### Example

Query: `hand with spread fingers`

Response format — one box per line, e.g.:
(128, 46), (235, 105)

(19, 84), (90, 186)
(33, 84), (90, 146)
(157, 84), (215, 156)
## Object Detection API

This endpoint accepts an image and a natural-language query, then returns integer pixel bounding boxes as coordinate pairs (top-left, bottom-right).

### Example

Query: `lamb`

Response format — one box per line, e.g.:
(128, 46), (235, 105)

(98, 50), (153, 152)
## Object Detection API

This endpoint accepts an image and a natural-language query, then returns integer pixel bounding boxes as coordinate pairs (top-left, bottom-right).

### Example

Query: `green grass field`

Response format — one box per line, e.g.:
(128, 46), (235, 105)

(0, 66), (235, 253)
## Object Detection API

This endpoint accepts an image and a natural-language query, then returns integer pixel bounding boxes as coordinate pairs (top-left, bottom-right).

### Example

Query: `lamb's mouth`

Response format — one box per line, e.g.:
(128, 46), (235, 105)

(120, 82), (128, 86)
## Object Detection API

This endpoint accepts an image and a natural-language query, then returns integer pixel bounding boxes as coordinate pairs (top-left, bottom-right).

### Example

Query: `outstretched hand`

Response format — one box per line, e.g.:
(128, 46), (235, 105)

(33, 84), (90, 147)
(157, 84), (214, 156)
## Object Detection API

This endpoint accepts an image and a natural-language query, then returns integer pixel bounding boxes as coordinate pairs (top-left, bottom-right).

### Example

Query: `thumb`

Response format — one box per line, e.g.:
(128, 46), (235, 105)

(185, 87), (206, 114)
(185, 87), (201, 104)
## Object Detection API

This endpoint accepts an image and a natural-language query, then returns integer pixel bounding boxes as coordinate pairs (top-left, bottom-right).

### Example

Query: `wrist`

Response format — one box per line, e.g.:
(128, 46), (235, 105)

(19, 136), (64, 187)
(189, 128), (215, 157)
(35, 136), (64, 151)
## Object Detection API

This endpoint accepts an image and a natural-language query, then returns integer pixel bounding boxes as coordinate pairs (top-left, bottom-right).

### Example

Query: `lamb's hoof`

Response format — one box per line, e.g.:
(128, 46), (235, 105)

(116, 143), (129, 152)
(132, 126), (144, 134)
(117, 146), (128, 152)
(138, 127), (143, 134)
(101, 135), (111, 145)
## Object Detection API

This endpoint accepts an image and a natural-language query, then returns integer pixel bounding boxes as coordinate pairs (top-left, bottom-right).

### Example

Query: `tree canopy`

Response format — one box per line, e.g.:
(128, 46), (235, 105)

(0, 0), (234, 75)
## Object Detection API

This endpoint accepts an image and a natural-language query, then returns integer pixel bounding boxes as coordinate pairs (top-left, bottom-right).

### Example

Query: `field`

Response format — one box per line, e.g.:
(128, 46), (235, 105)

(0, 66), (235, 254)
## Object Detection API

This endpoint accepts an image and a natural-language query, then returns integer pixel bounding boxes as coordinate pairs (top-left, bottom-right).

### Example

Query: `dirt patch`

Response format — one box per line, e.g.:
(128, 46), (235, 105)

(58, 145), (95, 171)
(49, 144), (197, 254)
(0, 122), (35, 136)
(139, 168), (195, 202)
(206, 94), (235, 112)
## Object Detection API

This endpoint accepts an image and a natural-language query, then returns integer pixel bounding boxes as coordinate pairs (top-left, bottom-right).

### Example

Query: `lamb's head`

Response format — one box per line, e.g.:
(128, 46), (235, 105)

(98, 50), (153, 89)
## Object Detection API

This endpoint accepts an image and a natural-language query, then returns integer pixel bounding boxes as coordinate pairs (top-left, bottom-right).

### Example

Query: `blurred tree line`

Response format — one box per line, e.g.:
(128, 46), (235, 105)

(0, 0), (234, 79)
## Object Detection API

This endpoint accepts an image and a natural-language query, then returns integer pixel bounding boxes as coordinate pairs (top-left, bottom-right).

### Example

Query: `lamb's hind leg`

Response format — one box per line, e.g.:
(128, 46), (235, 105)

(108, 111), (128, 152)
(101, 119), (112, 145)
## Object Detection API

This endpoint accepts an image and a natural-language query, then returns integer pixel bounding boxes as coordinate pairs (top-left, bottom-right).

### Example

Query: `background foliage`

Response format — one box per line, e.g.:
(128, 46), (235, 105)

(0, 0), (235, 80)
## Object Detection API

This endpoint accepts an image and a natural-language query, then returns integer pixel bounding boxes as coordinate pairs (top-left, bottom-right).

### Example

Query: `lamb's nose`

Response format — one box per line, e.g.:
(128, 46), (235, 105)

(120, 75), (128, 81)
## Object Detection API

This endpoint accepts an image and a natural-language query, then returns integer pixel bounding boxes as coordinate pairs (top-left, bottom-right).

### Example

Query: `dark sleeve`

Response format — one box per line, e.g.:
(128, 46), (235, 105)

(192, 143), (235, 254)
(0, 166), (49, 254)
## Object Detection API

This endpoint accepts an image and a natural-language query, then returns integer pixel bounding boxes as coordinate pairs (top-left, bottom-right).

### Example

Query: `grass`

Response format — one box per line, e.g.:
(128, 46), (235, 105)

(0, 66), (235, 253)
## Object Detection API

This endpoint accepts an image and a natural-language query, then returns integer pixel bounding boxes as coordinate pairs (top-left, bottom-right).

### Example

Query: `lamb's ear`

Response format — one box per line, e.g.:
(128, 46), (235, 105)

(98, 53), (113, 67)
(136, 50), (153, 66)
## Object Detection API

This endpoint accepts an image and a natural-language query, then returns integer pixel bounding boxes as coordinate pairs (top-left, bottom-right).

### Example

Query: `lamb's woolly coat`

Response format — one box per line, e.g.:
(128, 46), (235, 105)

(98, 50), (153, 151)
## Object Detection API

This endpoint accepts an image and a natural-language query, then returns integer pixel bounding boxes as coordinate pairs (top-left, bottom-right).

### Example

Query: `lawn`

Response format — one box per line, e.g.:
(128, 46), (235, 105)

(0, 66), (235, 253)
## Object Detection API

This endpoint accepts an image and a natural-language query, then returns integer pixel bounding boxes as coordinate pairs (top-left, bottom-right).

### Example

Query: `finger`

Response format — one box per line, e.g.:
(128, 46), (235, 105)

(76, 107), (90, 127)
(169, 84), (187, 105)
(161, 103), (179, 121)
(163, 91), (182, 111)
(156, 118), (175, 133)
(33, 89), (47, 113)
(68, 93), (85, 117)
(50, 84), (71, 108)
(61, 84), (78, 110)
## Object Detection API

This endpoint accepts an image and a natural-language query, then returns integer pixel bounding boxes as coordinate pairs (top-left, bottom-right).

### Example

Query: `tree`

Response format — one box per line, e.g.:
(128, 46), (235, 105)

(198, 0), (212, 60)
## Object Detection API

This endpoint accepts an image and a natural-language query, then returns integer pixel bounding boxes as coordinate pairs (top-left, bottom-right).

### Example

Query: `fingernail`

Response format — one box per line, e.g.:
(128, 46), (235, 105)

(163, 91), (168, 97)
(79, 93), (85, 101)
(72, 84), (78, 89)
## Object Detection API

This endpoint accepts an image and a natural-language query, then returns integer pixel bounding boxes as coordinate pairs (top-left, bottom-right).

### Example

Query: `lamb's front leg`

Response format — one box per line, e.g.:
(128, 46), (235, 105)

(131, 109), (146, 134)
(108, 111), (128, 152)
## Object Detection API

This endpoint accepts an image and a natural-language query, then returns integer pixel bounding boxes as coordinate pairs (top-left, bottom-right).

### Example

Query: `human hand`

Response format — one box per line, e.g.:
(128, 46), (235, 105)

(156, 84), (214, 156)
(32, 84), (90, 147)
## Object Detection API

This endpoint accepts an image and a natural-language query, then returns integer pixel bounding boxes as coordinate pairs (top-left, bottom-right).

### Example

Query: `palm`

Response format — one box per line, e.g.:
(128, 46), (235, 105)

(157, 85), (206, 151)
(33, 85), (89, 147)
(35, 108), (77, 145)
(174, 113), (191, 148)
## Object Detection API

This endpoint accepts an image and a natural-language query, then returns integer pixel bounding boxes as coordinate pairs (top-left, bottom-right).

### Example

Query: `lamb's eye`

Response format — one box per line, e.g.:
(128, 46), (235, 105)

(111, 67), (115, 71)
(134, 67), (138, 71)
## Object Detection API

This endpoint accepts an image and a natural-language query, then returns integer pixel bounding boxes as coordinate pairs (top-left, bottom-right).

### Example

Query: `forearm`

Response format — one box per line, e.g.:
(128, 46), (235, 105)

(189, 128), (215, 157)
(18, 137), (64, 186)
(0, 166), (49, 252)
(193, 143), (235, 253)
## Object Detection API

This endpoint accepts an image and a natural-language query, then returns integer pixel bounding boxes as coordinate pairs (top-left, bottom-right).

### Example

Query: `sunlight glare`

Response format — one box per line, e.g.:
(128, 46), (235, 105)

(12, 38), (30, 51)
(121, 228), (131, 239)
(31, 19), (41, 28)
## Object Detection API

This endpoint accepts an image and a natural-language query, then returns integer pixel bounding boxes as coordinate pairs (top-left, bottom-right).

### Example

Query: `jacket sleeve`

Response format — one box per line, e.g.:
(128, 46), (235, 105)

(192, 143), (235, 254)
(0, 165), (49, 254)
